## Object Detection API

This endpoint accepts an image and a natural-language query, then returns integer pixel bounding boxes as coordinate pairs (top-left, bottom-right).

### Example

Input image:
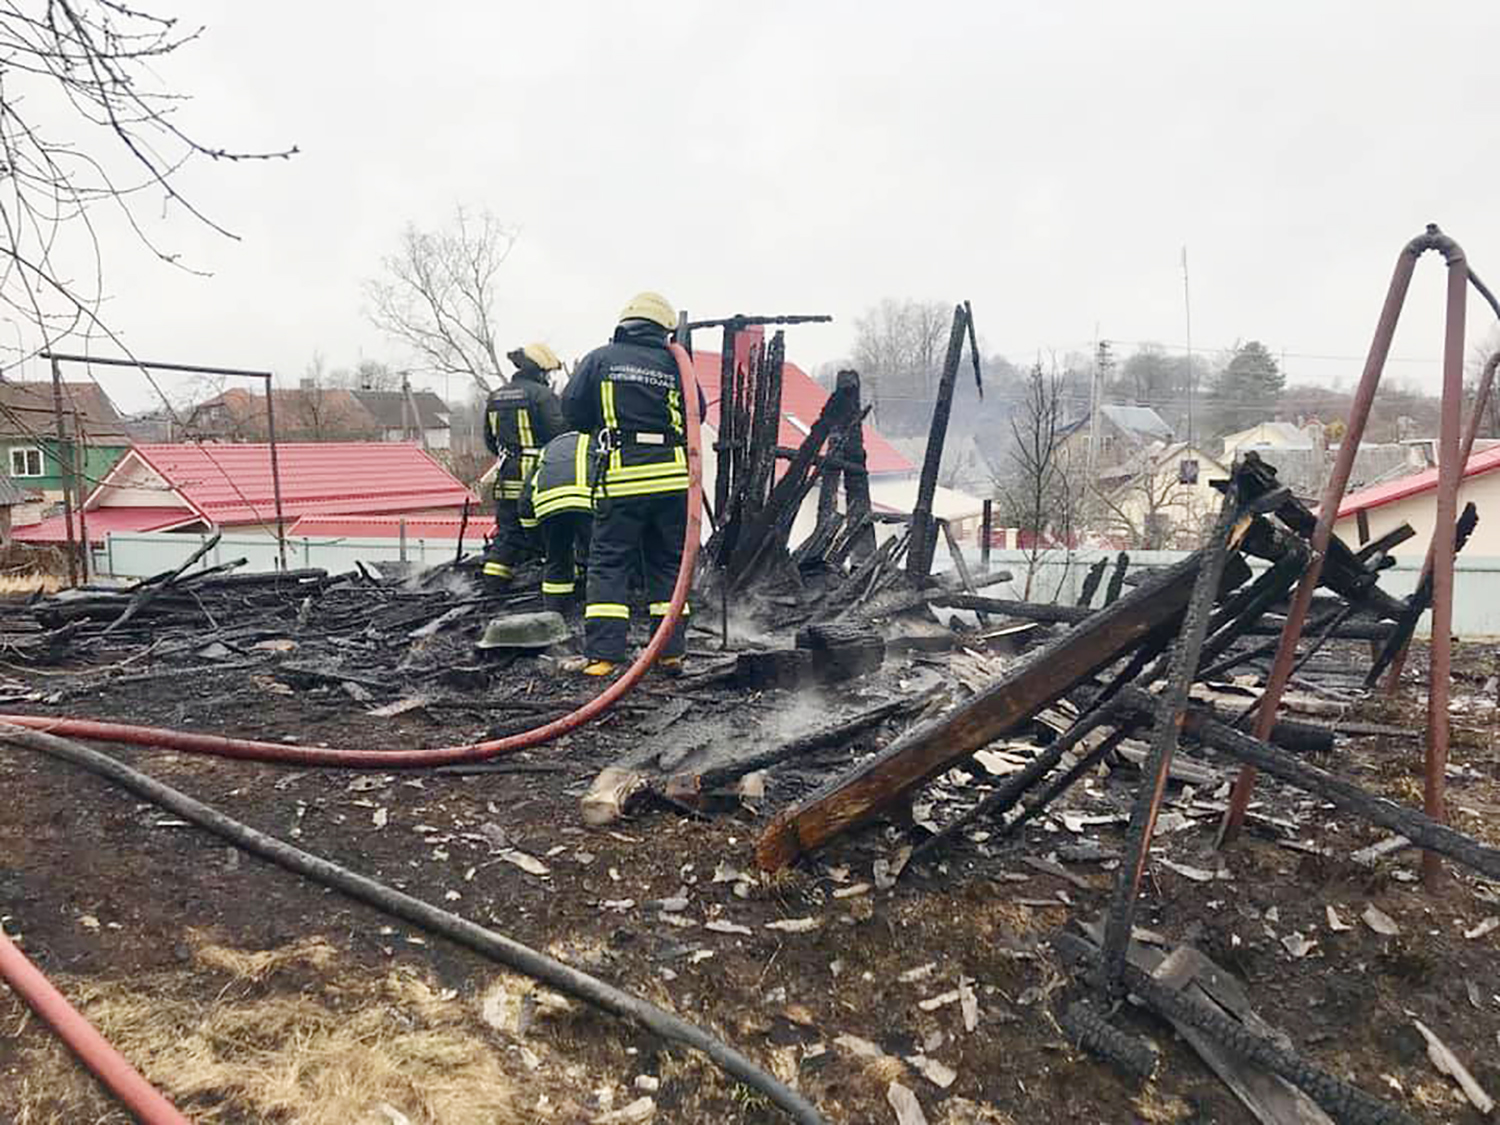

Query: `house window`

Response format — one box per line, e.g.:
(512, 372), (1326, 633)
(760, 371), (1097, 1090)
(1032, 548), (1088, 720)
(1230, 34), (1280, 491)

(9, 447), (44, 477)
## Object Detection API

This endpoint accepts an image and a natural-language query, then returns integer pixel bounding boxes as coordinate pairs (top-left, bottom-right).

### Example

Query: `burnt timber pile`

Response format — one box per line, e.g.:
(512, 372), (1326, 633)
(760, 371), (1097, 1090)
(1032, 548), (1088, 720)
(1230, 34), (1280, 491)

(3, 292), (1499, 1124)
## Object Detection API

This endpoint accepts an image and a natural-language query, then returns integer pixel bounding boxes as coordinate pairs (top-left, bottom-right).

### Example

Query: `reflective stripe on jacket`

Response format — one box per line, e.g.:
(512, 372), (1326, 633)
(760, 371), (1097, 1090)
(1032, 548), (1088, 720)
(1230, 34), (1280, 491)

(520, 431), (595, 526)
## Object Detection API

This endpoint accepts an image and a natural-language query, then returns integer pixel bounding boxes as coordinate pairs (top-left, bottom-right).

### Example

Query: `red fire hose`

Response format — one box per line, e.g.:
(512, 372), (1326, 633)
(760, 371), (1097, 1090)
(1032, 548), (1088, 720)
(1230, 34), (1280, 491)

(0, 342), (704, 767)
(0, 926), (192, 1124)
(0, 342), (705, 1124)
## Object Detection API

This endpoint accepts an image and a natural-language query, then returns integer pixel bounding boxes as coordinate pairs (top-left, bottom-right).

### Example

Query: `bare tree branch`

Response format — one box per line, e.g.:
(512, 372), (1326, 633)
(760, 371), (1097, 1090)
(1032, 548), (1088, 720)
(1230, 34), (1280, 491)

(0, 1), (297, 366)
(363, 207), (516, 394)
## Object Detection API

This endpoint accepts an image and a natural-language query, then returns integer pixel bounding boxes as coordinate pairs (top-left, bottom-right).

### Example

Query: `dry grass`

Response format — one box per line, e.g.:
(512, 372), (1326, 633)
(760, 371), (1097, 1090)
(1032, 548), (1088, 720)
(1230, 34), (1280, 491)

(0, 573), (59, 595)
(7, 935), (601, 1125)
(1132, 1086), (1193, 1123)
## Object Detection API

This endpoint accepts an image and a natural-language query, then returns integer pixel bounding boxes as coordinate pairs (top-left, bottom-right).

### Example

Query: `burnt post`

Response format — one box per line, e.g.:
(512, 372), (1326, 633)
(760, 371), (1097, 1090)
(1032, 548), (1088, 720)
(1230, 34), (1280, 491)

(980, 498), (993, 573)
(715, 324), (738, 519)
(48, 355), (78, 587)
(838, 370), (875, 562)
(907, 304), (969, 582)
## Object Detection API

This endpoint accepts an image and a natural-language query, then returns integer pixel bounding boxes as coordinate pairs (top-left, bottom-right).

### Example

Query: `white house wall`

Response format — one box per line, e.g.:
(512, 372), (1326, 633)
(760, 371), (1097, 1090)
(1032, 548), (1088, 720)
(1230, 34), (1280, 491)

(88, 456), (193, 510)
(1334, 471), (1500, 558)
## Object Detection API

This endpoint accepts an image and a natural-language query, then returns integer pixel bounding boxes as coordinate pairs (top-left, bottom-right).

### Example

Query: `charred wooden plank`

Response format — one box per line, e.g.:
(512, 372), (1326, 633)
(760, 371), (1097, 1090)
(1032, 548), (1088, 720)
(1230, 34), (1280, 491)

(907, 305), (968, 582)
(1353, 523), (1415, 563)
(1077, 558), (1109, 608)
(755, 551), (1206, 871)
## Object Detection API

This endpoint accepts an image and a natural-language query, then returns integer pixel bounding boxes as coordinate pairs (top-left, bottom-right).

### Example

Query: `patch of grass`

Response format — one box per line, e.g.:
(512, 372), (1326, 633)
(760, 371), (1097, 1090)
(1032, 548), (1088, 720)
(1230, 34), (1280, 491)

(8, 935), (600, 1125)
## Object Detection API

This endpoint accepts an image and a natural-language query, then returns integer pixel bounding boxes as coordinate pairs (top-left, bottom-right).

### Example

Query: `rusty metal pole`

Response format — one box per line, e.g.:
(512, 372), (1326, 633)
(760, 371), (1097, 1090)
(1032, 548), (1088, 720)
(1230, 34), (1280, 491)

(1382, 348), (1500, 692)
(263, 374), (289, 572)
(1422, 250), (1468, 884)
(48, 355), (78, 588)
(1219, 228), (1440, 845)
(73, 415), (91, 583)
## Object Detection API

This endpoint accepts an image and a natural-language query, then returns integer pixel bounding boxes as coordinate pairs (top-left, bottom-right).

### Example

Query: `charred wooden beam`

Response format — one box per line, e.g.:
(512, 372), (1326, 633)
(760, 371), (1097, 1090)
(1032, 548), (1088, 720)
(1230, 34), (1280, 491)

(756, 551), (1207, 870)
(1353, 522), (1415, 563)
(727, 379), (857, 586)
(929, 594), (1393, 640)
(1077, 558), (1109, 608)
(907, 305), (969, 582)
(671, 693), (932, 802)
(1055, 932), (1416, 1125)
(837, 370), (875, 563)
(714, 326), (737, 518)
(1103, 484), (1242, 997)
(1104, 551), (1130, 604)
(1115, 687), (1500, 881)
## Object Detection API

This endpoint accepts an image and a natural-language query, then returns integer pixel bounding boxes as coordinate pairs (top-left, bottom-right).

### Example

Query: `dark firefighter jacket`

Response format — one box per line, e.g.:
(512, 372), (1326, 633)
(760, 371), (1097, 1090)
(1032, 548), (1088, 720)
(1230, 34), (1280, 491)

(560, 321), (705, 498)
(519, 431), (595, 529)
(485, 369), (566, 500)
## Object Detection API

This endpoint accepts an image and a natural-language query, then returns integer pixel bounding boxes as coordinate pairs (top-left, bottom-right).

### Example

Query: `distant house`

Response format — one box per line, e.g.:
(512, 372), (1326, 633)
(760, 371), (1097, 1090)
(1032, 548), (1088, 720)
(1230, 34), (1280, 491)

(1060, 404), (1174, 470)
(180, 386), (452, 447)
(1095, 441), (1230, 549)
(0, 381), (133, 502)
(14, 442), (477, 546)
(348, 389), (452, 449)
(184, 387), (378, 443)
(0, 474), (27, 544)
(1219, 418), (1416, 500)
(1220, 421), (1313, 459)
(1333, 444), (1500, 558)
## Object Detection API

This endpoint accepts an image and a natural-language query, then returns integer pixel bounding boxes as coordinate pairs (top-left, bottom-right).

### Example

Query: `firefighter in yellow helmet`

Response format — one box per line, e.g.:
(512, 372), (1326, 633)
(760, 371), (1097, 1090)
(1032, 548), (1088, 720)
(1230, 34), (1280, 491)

(482, 342), (565, 588)
(560, 293), (703, 676)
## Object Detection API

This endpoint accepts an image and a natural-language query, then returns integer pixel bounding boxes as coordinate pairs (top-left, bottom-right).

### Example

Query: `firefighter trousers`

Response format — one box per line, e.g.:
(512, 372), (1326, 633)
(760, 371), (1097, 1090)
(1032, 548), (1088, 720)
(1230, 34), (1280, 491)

(541, 512), (591, 614)
(584, 491), (689, 663)
(483, 498), (533, 581)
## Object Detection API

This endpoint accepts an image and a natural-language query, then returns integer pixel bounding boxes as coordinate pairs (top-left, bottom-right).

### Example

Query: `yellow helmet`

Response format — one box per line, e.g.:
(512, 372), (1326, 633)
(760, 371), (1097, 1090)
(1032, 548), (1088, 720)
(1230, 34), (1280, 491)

(618, 291), (677, 331)
(512, 342), (562, 372)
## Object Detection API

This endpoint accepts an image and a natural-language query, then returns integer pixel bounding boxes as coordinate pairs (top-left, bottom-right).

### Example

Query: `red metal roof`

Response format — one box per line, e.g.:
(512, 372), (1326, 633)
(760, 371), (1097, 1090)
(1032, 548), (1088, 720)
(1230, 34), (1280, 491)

(688, 338), (913, 477)
(14, 507), (199, 545)
(1336, 444), (1500, 518)
(107, 443), (477, 527)
(287, 514), (474, 539)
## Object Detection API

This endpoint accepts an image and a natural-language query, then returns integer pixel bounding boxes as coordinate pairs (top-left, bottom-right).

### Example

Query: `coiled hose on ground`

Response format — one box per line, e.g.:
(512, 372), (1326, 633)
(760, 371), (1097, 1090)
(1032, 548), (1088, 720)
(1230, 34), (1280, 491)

(0, 343), (828, 1123)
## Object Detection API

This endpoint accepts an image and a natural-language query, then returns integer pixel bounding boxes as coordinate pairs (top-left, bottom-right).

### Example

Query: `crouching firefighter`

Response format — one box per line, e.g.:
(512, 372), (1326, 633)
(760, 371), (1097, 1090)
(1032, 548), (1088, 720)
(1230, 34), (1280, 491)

(518, 430), (595, 615)
(561, 291), (705, 677)
(482, 342), (565, 588)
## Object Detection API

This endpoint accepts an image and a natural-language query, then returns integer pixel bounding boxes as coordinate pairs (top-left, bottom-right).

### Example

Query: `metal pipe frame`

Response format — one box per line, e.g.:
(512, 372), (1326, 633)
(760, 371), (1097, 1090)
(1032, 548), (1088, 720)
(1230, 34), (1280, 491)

(39, 351), (289, 573)
(1217, 225), (1481, 889)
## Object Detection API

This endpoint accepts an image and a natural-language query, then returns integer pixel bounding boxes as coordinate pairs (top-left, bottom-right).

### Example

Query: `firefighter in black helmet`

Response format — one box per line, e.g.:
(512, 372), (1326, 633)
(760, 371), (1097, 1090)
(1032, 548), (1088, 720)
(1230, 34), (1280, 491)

(518, 429), (594, 615)
(482, 342), (566, 588)
(561, 292), (703, 676)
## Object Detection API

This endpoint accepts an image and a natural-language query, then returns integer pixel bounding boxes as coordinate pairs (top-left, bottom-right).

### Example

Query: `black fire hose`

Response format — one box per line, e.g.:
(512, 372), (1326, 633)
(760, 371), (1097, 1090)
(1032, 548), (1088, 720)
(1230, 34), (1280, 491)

(0, 721), (825, 1125)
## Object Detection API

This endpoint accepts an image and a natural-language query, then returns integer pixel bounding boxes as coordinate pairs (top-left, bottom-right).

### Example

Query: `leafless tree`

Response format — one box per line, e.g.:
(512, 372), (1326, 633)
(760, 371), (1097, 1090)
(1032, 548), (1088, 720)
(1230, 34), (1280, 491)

(0, 3), (295, 366)
(1092, 451), (1204, 550)
(851, 298), (951, 435)
(995, 361), (1078, 598)
(364, 207), (515, 394)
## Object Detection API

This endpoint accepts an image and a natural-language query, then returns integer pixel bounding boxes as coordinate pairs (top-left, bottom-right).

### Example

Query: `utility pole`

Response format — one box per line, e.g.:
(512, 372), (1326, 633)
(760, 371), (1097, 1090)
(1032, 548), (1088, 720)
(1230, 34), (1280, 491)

(1182, 245), (1194, 450)
(48, 355), (78, 587)
(1088, 330), (1111, 477)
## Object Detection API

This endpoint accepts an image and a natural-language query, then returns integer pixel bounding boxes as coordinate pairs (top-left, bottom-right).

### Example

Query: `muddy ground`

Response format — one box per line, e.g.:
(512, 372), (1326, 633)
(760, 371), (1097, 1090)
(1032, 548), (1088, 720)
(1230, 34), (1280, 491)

(0, 623), (1498, 1124)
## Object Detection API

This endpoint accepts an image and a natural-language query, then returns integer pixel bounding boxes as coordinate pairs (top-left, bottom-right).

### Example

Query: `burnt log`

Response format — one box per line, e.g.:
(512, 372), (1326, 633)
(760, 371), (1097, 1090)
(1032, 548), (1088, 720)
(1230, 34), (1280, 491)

(756, 551), (1207, 870)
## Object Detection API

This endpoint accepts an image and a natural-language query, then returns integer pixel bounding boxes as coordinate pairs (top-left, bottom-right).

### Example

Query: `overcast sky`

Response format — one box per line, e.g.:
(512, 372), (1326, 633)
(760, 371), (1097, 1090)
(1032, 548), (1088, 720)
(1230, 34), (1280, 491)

(16, 0), (1500, 411)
